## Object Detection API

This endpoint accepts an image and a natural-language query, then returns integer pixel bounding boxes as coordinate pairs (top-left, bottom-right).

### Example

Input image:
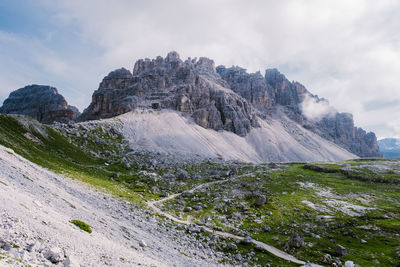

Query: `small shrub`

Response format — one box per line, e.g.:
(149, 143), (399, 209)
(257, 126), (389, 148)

(70, 220), (92, 233)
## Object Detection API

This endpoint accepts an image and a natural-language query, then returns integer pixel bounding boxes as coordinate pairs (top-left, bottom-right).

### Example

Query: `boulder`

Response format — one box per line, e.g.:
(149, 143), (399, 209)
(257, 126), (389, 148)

(286, 232), (304, 248)
(254, 195), (267, 206)
(227, 242), (237, 250)
(43, 247), (64, 264)
(64, 255), (80, 267)
(241, 236), (252, 244)
(139, 240), (147, 247)
(0, 238), (10, 251)
(335, 244), (348, 256)
(176, 168), (189, 180)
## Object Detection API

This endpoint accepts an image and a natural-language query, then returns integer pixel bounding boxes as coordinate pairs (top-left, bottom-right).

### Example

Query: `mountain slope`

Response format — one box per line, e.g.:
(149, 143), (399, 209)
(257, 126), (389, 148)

(0, 144), (225, 266)
(0, 114), (398, 266)
(116, 109), (356, 163)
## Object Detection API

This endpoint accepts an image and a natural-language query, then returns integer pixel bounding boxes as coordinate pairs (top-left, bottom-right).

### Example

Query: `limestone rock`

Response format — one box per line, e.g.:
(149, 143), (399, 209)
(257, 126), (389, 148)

(286, 232), (304, 248)
(139, 240), (147, 247)
(80, 51), (258, 136)
(217, 66), (275, 110)
(176, 168), (189, 180)
(0, 85), (79, 124)
(306, 112), (381, 157)
(43, 246), (64, 263)
(254, 195), (267, 207)
(64, 255), (80, 267)
(216, 66), (380, 157)
(79, 51), (380, 156)
(335, 244), (348, 256)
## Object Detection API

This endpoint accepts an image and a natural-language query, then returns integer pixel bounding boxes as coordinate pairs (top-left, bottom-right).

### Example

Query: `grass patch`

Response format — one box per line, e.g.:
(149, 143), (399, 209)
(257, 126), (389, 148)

(70, 219), (92, 233)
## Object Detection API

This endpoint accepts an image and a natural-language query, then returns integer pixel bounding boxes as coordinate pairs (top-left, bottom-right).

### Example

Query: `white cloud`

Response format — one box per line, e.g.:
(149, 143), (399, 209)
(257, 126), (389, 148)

(301, 95), (337, 121)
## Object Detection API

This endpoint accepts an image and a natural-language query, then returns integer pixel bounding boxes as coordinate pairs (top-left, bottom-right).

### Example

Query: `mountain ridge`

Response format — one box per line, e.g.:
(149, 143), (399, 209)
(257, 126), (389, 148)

(0, 51), (381, 159)
(80, 51), (380, 158)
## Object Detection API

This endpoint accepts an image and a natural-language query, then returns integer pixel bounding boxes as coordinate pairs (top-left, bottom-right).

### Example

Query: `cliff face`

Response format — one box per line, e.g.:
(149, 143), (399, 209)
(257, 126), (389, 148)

(0, 85), (80, 124)
(80, 52), (258, 136)
(81, 51), (381, 157)
(262, 69), (381, 157)
(218, 66), (381, 157)
(216, 66), (275, 111)
(304, 113), (381, 158)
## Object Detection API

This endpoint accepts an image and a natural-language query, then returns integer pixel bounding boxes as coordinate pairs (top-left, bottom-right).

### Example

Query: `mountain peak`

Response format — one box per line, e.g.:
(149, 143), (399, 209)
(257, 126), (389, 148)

(0, 84), (79, 123)
(78, 52), (381, 157)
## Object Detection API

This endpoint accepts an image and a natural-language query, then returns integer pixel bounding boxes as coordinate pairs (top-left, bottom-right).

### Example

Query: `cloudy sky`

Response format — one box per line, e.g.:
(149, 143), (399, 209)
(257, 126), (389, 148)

(0, 0), (399, 138)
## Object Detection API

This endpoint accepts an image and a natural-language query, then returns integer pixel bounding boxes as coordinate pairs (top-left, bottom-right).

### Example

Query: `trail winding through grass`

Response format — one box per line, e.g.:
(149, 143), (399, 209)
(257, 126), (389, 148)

(147, 176), (323, 267)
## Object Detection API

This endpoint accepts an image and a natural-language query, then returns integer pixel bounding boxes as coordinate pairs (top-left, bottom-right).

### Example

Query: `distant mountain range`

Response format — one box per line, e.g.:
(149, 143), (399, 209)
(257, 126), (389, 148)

(378, 138), (400, 158)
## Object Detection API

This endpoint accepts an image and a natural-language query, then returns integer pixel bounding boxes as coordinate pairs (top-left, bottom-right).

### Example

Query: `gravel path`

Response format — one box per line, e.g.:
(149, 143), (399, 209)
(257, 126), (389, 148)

(0, 145), (224, 266)
(148, 176), (323, 267)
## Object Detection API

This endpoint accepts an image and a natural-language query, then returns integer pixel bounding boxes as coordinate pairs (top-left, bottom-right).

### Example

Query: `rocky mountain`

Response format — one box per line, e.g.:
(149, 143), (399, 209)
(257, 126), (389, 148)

(81, 52), (380, 158)
(378, 138), (400, 158)
(217, 66), (381, 157)
(0, 52), (379, 159)
(80, 52), (258, 137)
(0, 85), (80, 124)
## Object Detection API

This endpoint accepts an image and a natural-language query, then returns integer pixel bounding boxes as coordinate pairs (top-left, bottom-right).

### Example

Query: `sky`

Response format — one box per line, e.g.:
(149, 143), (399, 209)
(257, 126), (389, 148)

(0, 0), (399, 139)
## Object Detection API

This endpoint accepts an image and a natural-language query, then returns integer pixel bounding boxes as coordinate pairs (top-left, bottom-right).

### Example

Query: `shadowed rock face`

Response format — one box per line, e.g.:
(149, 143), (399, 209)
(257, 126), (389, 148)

(80, 52), (259, 136)
(0, 85), (80, 124)
(80, 51), (380, 157)
(304, 113), (381, 157)
(216, 66), (380, 157)
(262, 70), (381, 157)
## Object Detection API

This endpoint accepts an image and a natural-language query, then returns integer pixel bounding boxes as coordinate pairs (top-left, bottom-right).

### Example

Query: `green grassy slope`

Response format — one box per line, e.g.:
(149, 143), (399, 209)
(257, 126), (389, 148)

(1, 114), (399, 266)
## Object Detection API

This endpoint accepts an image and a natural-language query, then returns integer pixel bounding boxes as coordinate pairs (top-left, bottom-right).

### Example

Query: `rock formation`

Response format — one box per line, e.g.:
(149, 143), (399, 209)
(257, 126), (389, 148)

(81, 51), (380, 157)
(80, 51), (259, 136)
(217, 66), (381, 157)
(0, 85), (79, 124)
(262, 69), (381, 157)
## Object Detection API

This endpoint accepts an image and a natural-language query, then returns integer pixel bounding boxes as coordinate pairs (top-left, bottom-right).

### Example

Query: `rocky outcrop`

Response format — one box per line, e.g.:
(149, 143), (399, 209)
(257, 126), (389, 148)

(263, 70), (380, 157)
(81, 52), (258, 136)
(0, 85), (79, 124)
(304, 113), (381, 157)
(217, 67), (381, 157)
(216, 66), (275, 111)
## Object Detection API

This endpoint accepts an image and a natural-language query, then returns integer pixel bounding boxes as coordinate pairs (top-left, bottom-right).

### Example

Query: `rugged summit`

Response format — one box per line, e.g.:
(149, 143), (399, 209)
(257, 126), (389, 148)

(81, 51), (380, 157)
(217, 67), (381, 157)
(0, 85), (79, 124)
(263, 70), (380, 157)
(305, 113), (381, 158)
(80, 51), (259, 136)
